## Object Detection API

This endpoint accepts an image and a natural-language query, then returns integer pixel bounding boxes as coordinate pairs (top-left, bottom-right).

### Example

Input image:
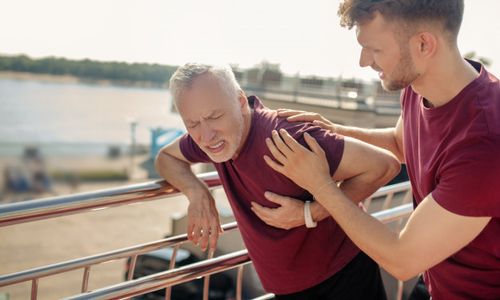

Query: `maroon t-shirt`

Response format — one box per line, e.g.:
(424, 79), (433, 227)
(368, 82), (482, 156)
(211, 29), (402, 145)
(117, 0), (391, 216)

(180, 96), (359, 294)
(402, 60), (500, 299)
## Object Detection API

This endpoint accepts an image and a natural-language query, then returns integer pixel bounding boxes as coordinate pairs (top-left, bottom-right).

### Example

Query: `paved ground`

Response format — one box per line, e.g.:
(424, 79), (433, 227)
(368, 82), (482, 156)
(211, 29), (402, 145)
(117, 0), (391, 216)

(0, 181), (194, 299)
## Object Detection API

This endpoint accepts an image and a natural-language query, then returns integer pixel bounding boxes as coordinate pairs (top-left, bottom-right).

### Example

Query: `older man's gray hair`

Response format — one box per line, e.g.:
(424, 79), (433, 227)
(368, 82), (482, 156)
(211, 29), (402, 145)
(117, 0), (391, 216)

(169, 63), (241, 103)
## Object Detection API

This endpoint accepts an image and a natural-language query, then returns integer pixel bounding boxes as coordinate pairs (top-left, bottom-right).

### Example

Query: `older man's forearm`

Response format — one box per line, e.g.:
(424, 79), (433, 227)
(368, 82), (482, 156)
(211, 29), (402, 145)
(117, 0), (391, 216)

(341, 162), (399, 202)
(311, 157), (399, 222)
(154, 151), (207, 197)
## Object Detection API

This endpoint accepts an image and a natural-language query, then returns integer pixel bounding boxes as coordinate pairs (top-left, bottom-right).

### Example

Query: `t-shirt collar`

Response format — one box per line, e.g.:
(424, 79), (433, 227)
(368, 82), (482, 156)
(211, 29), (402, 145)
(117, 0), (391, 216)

(419, 59), (486, 117)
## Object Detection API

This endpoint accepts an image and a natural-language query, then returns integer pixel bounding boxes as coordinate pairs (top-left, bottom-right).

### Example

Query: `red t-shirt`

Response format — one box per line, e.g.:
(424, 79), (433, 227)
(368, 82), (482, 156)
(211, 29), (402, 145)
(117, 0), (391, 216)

(180, 96), (359, 294)
(402, 60), (500, 299)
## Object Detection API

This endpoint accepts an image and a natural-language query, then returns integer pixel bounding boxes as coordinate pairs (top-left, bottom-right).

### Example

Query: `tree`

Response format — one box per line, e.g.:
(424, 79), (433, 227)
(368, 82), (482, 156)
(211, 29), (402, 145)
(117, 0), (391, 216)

(464, 51), (492, 67)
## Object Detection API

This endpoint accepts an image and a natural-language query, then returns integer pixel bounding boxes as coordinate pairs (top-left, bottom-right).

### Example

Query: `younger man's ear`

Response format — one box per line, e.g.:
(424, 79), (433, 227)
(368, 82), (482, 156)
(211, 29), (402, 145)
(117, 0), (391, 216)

(413, 31), (438, 59)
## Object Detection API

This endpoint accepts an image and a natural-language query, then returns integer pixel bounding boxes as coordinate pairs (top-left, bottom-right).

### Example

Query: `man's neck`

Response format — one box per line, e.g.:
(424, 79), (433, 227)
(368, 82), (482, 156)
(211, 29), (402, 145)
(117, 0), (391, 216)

(411, 51), (479, 108)
(231, 107), (253, 160)
(241, 108), (253, 146)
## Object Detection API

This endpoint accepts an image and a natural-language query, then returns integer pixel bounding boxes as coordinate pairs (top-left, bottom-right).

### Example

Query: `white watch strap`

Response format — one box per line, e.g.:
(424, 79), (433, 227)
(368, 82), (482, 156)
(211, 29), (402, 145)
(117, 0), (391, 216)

(304, 201), (317, 228)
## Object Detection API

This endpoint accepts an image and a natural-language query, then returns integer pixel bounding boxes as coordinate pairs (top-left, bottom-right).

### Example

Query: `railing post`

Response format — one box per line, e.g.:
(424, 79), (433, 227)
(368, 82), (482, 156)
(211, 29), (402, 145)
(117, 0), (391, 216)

(398, 190), (413, 228)
(202, 249), (215, 300)
(236, 265), (244, 300)
(382, 192), (394, 210)
(81, 266), (91, 293)
(127, 255), (138, 281)
(364, 196), (373, 210)
(165, 245), (179, 300)
(395, 190), (413, 300)
(30, 279), (38, 300)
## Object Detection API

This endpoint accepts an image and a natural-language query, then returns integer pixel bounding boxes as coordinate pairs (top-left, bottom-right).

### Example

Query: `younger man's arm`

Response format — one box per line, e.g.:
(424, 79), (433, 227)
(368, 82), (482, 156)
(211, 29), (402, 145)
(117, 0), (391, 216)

(251, 131), (400, 229)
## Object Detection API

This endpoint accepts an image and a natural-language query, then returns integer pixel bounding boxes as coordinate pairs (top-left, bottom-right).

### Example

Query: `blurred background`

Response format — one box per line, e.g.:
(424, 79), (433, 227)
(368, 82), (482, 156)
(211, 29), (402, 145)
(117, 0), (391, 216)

(1, 0), (499, 201)
(0, 0), (499, 299)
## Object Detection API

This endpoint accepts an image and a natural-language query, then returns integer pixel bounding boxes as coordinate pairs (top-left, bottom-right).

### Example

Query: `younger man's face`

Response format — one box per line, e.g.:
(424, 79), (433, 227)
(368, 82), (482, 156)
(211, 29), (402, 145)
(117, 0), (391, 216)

(356, 12), (419, 91)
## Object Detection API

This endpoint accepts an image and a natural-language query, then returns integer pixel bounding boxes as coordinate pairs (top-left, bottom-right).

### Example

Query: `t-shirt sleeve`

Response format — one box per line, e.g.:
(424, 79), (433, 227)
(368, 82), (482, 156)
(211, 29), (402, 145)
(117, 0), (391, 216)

(178, 133), (212, 163)
(310, 128), (344, 177)
(432, 138), (500, 217)
(288, 124), (344, 177)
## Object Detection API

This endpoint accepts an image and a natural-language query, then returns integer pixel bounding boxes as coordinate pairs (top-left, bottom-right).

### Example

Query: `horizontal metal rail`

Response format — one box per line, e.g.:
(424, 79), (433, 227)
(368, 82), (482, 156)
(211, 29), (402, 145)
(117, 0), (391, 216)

(370, 181), (411, 198)
(0, 222), (238, 287)
(64, 250), (252, 300)
(372, 203), (412, 224)
(0, 173), (410, 228)
(252, 295), (276, 300)
(63, 203), (413, 299)
(0, 172), (220, 227)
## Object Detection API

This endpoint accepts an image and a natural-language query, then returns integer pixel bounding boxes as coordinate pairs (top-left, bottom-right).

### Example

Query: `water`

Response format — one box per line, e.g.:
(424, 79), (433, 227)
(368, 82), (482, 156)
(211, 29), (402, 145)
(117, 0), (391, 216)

(0, 77), (184, 156)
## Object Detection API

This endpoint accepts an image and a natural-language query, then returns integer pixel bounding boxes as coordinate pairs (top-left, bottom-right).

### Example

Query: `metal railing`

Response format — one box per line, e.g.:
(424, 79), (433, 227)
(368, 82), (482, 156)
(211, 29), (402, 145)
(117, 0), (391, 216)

(0, 172), (221, 227)
(0, 172), (413, 300)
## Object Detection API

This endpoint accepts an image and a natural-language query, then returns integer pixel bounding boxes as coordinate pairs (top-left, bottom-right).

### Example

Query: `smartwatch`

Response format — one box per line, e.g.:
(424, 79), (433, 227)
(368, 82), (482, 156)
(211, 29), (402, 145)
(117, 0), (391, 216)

(304, 201), (317, 228)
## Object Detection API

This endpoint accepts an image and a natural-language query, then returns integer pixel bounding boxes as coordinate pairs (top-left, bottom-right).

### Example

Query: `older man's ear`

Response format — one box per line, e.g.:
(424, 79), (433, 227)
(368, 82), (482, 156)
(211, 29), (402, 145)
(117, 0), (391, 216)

(238, 90), (248, 107)
(238, 90), (249, 110)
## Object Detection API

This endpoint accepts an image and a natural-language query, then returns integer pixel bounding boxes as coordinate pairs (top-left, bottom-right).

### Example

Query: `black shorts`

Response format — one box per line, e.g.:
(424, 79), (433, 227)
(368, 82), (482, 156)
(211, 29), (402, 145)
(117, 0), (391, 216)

(274, 252), (387, 300)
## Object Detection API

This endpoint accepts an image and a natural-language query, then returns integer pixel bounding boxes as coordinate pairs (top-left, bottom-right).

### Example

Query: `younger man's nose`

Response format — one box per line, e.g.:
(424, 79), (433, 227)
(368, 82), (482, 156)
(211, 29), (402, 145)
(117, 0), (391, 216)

(359, 48), (373, 68)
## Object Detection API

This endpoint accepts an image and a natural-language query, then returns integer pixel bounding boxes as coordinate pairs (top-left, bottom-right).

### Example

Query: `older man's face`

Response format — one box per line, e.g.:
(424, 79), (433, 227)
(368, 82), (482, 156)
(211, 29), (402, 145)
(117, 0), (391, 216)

(176, 74), (246, 162)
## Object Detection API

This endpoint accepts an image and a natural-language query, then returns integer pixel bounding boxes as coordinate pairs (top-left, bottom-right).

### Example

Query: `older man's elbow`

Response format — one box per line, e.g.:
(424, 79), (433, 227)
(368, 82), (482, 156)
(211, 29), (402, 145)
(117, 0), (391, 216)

(386, 155), (401, 181)
(154, 150), (168, 175)
(374, 154), (400, 186)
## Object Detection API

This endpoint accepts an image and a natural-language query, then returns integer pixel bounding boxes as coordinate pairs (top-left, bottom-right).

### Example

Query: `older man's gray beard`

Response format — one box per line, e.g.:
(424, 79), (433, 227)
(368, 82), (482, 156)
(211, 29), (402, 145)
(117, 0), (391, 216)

(207, 116), (245, 163)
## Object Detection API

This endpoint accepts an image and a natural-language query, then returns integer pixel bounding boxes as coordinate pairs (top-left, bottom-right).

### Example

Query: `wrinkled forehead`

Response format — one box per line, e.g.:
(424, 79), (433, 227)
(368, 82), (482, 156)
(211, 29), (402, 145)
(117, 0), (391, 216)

(175, 75), (236, 119)
(176, 74), (231, 103)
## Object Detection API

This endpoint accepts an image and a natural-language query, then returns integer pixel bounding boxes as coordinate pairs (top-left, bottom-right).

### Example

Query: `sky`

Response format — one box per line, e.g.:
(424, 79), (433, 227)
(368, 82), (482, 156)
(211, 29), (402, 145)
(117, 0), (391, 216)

(1, 0), (499, 81)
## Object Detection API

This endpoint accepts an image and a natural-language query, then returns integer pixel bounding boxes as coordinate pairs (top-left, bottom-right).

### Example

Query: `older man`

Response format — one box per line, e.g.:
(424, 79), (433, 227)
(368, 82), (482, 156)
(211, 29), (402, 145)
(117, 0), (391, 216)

(155, 63), (399, 299)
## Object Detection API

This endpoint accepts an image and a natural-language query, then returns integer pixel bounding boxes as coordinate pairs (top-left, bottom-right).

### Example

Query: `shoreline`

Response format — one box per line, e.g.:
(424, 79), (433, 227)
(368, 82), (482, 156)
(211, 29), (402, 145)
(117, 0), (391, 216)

(0, 71), (168, 89)
(0, 141), (148, 157)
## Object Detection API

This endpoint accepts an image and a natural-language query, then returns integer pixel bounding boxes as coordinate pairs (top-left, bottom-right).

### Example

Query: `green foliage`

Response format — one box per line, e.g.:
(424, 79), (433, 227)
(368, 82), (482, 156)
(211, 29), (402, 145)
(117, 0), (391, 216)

(0, 54), (178, 85)
(463, 51), (492, 67)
